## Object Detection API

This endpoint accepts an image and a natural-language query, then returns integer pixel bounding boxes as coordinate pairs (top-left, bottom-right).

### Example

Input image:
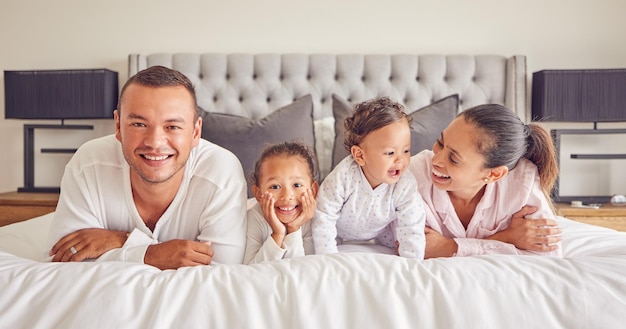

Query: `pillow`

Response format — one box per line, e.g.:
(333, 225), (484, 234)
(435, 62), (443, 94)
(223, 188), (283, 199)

(201, 94), (315, 198)
(331, 94), (459, 168)
(0, 212), (53, 261)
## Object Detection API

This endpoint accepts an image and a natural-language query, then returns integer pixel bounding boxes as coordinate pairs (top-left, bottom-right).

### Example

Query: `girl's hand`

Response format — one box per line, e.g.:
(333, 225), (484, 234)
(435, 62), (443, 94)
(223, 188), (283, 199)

(286, 188), (316, 234)
(259, 192), (287, 246)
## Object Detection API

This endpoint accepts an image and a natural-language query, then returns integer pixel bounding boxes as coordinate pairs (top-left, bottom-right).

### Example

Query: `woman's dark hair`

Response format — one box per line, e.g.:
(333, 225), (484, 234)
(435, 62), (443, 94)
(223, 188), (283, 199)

(117, 65), (200, 119)
(344, 97), (412, 151)
(250, 142), (319, 186)
(460, 104), (558, 199)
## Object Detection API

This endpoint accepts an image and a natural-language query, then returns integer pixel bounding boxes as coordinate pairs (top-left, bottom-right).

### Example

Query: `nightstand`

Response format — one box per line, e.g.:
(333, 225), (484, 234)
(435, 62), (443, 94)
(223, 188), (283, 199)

(0, 191), (59, 227)
(554, 202), (626, 232)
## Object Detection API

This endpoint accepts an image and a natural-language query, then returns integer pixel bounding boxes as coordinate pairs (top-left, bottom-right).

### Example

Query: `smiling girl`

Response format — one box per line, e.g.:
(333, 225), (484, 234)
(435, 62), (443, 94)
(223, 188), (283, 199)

(243, 142), (319, 264)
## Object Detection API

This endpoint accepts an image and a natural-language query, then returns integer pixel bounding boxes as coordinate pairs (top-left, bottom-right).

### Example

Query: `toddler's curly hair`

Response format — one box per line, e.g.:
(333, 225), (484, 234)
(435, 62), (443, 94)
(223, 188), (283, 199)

(343, 97), (412, 151)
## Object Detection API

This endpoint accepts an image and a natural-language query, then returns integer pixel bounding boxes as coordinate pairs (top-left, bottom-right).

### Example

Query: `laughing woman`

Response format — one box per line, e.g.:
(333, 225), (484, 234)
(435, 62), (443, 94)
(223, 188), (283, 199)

(409, 104), (562, 258)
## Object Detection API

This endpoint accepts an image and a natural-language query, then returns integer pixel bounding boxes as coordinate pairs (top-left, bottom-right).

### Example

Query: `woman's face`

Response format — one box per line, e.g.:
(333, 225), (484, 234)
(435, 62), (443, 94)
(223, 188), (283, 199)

(430, 116), (492, 198)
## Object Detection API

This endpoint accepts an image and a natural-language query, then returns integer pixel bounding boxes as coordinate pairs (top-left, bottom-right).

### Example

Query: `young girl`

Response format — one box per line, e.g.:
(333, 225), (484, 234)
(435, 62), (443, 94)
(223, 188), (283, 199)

(243, 142), (319, 265)
(409, 103), (562, 258)
(313, 97), (425, 259)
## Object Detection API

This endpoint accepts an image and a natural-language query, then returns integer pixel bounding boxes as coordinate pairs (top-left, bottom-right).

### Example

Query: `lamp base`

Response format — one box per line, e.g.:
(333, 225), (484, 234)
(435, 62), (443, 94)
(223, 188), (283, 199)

(21, 124), (93, 195)
(17, 186), (61, 193)
(551, 128), (626, 205)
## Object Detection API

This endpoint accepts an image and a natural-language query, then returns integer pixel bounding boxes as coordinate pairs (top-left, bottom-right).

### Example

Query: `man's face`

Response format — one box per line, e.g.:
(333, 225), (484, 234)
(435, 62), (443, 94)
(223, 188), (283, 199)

(114, 84), (201, 187)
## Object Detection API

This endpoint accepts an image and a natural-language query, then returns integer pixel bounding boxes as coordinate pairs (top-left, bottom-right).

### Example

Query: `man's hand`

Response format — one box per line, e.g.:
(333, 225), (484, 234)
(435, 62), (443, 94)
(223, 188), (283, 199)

(144, 240), (214, 270)
(489, 205), (562, 252)
(50, 228), (128, 262)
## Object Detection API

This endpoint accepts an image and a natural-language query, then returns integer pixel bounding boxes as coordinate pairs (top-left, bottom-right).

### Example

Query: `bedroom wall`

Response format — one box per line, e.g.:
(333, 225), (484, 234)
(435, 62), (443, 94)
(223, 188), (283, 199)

(1, 0), (626, 193)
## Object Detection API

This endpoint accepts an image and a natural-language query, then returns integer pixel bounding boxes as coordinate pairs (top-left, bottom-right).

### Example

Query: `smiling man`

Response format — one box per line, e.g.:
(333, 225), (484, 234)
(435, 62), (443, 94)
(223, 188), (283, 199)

(47, 66), (247, 269)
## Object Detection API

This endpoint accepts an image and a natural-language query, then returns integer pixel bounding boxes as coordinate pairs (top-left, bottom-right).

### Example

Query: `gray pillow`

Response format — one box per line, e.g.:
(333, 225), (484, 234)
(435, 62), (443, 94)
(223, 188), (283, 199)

(202, 94), (315, 197)
(331, 94), (459, 168)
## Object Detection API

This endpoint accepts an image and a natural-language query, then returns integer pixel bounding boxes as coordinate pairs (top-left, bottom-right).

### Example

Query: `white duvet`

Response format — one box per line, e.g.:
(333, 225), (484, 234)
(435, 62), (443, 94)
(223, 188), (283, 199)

(1, 214), (626, 329)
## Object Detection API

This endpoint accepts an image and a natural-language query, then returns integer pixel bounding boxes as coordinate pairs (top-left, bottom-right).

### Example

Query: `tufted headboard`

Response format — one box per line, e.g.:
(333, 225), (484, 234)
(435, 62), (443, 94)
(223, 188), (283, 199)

(128, 53), (527, 177)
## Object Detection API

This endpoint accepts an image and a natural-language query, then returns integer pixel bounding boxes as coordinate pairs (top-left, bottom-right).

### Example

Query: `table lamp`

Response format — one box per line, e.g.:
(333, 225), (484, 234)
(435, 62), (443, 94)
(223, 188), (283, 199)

(4, 69), (118, 192)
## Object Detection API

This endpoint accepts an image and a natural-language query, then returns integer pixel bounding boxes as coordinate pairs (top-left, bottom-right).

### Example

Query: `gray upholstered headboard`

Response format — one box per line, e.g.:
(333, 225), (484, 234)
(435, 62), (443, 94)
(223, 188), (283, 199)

(128, 53), (527, 177)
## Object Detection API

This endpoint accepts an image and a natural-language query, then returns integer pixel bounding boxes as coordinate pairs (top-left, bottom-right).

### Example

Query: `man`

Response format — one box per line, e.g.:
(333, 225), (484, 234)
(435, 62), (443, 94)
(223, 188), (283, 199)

(48, 66), (247, 269)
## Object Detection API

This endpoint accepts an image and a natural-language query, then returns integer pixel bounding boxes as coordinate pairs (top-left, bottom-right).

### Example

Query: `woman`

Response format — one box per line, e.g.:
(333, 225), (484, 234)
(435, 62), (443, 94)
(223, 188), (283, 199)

(409, 104), (562, 258)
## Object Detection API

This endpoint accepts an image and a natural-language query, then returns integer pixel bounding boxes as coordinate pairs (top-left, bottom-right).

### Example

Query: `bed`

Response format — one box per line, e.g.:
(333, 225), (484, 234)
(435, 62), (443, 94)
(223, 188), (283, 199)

(2, 53), (626, 328)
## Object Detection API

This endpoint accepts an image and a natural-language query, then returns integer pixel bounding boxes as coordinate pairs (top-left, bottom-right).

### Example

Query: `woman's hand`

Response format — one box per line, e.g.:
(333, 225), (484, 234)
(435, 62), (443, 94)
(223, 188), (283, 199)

(424, 227), (458, 259)
(490, 205), (562, 252)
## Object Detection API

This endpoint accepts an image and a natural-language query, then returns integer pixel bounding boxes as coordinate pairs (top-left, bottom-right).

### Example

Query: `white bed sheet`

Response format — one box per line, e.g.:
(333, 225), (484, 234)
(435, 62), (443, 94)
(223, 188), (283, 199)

(1, 214), (626, 328)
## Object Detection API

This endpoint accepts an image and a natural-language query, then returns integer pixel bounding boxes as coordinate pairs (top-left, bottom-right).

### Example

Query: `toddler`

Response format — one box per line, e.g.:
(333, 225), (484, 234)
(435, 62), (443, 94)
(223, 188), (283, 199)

(313, 97), (425, 258)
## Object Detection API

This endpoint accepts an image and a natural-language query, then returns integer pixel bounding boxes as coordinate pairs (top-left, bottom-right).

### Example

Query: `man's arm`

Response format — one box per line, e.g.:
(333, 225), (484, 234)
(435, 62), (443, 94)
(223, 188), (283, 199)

(194, 154), (248, 265)
(46, 160), (131, 262)
(144, 240), (214, 270)
(47, 154), (155, 264)
(50, 228), (128, 262)
(50, 226), (217, 270)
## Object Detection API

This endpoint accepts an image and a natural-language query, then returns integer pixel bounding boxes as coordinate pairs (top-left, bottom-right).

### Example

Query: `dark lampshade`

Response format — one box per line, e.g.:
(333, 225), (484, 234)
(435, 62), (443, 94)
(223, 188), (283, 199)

(4, 69), (118, 120)
(531, 69), (626, 122)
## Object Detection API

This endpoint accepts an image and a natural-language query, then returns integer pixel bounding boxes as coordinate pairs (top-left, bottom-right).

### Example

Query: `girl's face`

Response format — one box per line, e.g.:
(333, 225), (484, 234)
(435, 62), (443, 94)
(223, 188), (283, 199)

(252, 154), (318, 224)
(352, 118), (411, 189)
(431, 116), (493, 199)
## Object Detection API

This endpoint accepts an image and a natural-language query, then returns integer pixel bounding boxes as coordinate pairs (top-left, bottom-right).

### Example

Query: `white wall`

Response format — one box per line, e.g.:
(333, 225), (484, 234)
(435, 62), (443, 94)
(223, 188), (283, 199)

(1, 0), (626, 192)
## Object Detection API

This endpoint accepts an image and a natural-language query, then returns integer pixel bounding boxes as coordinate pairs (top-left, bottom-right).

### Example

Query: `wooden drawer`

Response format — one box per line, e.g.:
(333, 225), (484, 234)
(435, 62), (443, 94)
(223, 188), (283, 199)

(554, 203), (626, 232)
(0, 191), (59, 227)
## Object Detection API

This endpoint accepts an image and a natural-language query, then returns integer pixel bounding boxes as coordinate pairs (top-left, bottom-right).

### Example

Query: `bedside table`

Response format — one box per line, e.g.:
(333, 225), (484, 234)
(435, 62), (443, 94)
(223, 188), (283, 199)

(554, 202), (626, 232)
(0, 191), (59, 227)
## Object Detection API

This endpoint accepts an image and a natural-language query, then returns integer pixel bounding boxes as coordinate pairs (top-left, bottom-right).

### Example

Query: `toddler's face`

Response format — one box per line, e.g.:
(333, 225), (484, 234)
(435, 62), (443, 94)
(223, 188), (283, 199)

(353, 119), (411, 189)
(253, 155), (316, 224)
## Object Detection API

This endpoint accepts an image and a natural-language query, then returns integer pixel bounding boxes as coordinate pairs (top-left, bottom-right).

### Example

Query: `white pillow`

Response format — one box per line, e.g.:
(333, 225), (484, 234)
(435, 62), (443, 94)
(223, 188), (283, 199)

(0, 213), (53, 261)
(558, 216), (626, 257)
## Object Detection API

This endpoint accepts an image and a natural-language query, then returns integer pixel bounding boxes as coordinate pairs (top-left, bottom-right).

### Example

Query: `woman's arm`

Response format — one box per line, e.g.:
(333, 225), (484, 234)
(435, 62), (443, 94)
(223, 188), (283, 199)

(424, 227), (458, 258)
(488, 206), (561, 253)
(425, 208), (562, 258)
(450, 206), (562, 257)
